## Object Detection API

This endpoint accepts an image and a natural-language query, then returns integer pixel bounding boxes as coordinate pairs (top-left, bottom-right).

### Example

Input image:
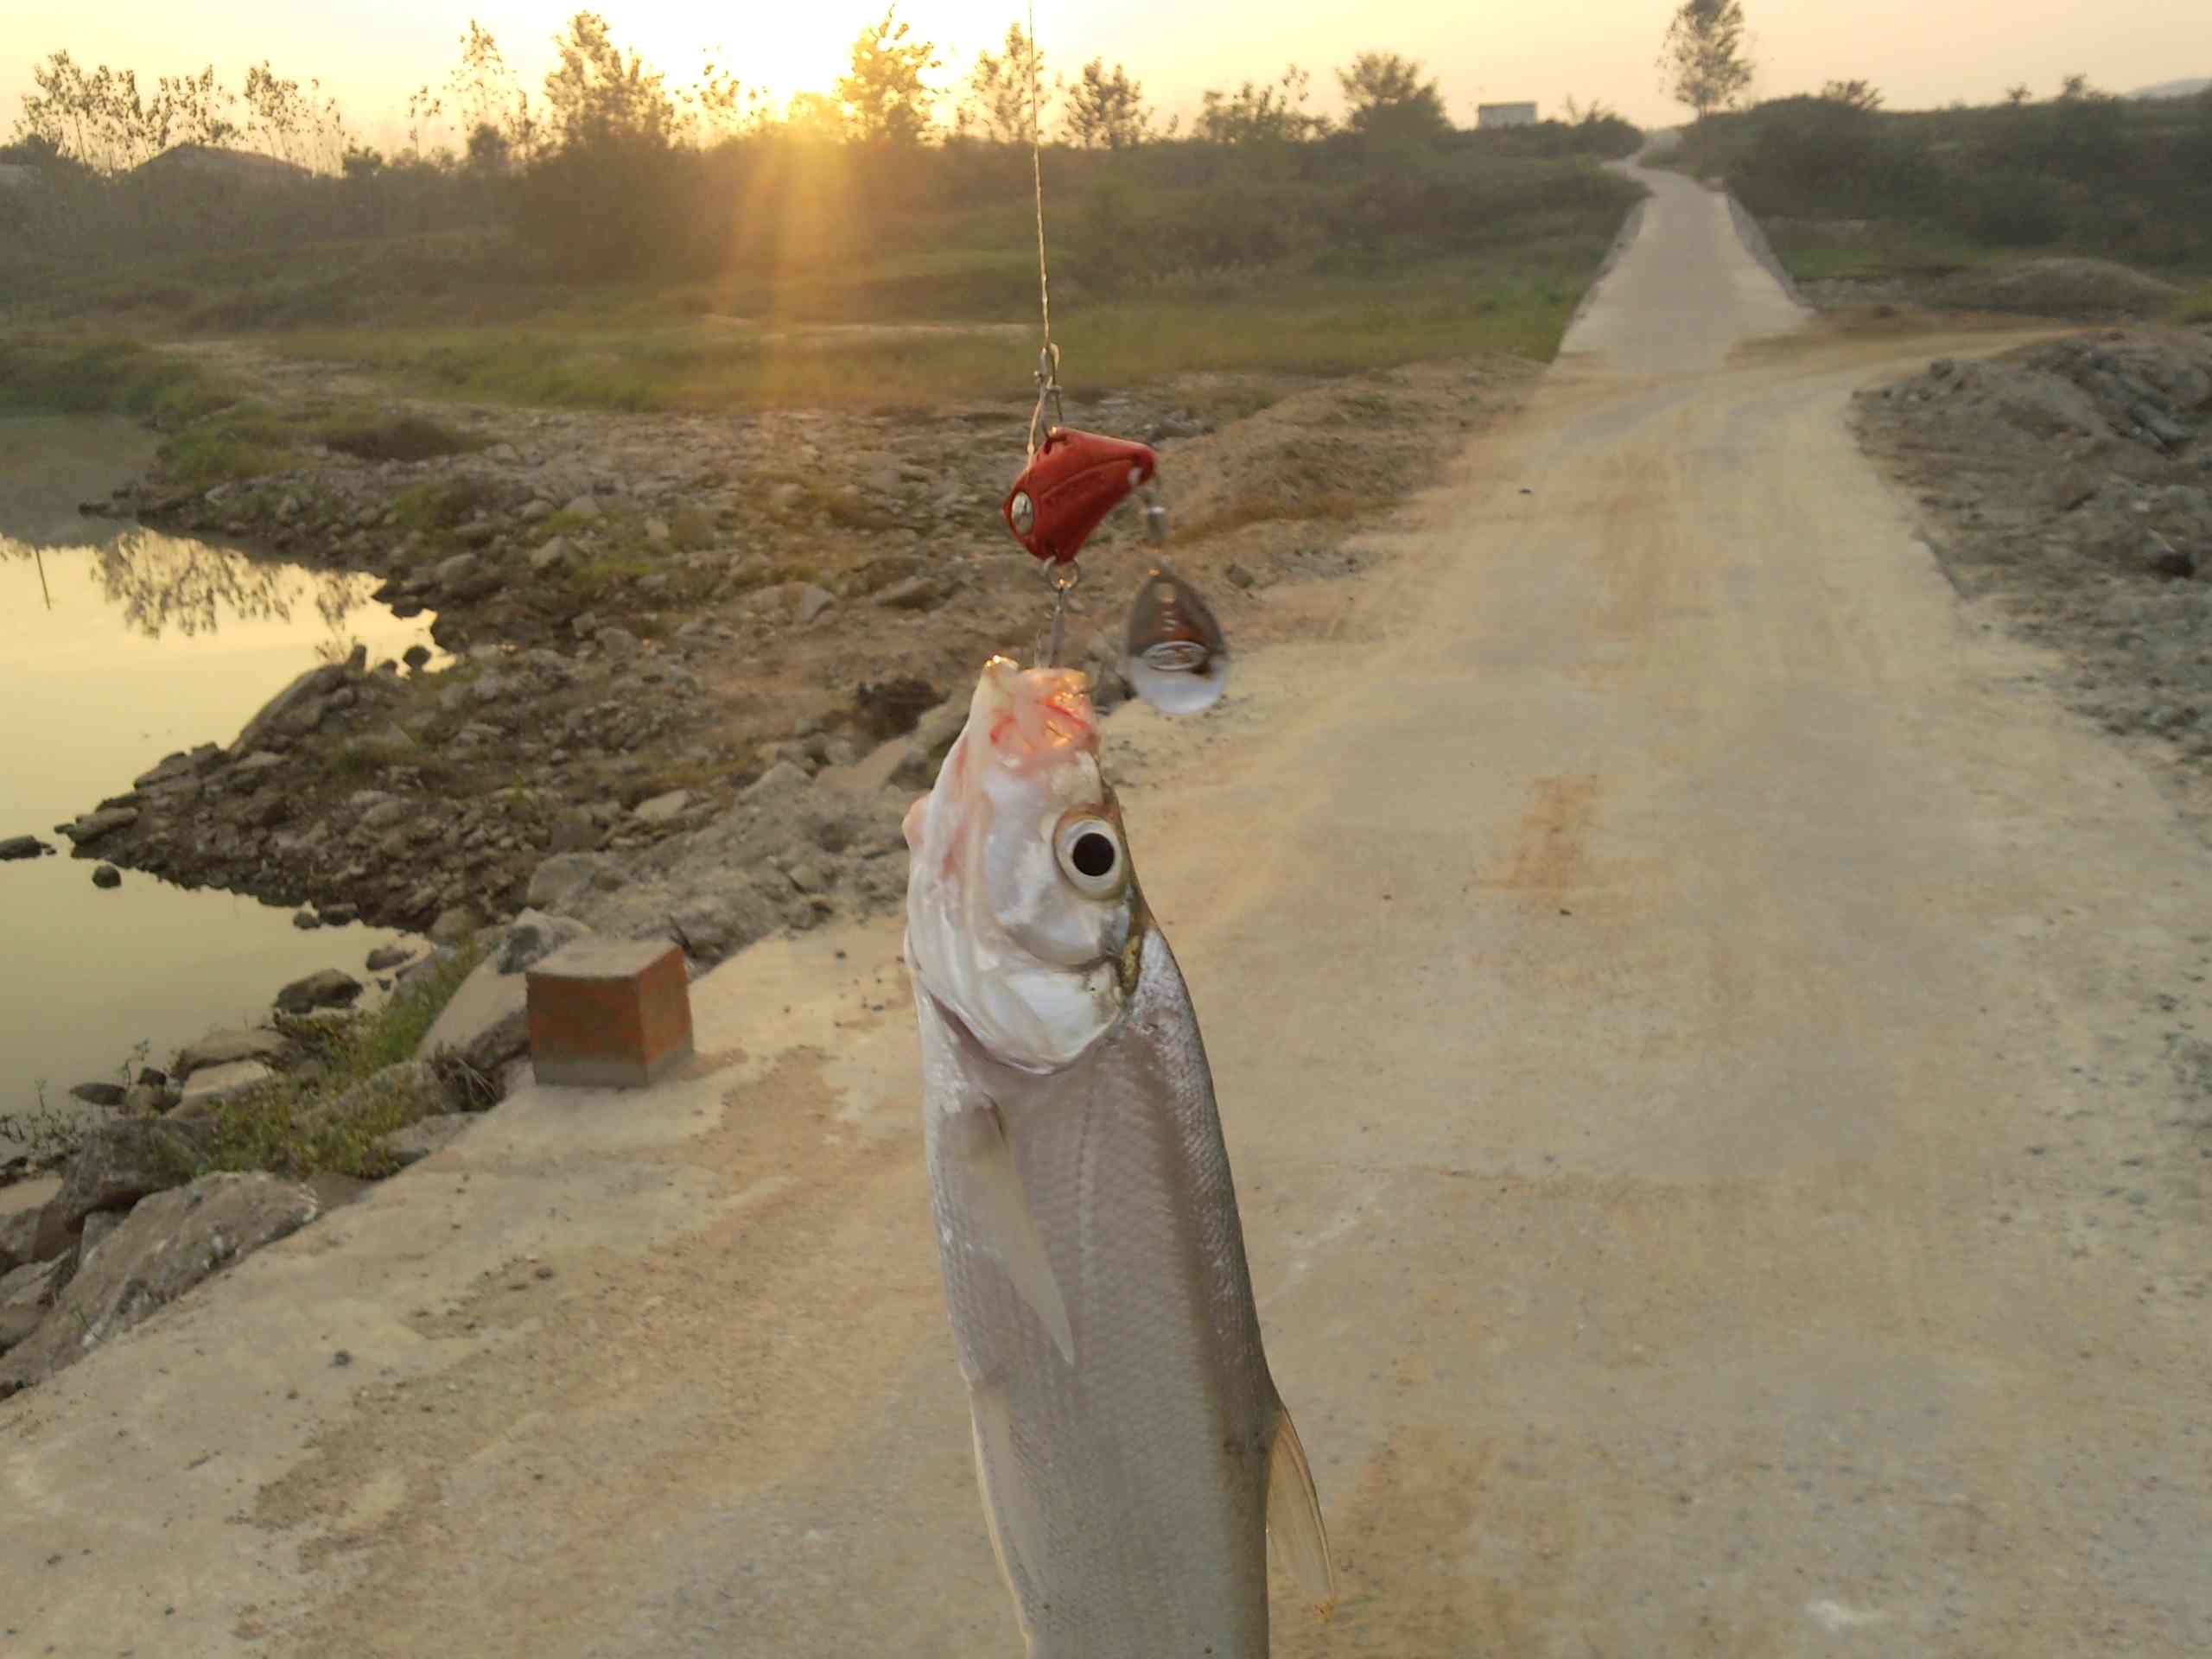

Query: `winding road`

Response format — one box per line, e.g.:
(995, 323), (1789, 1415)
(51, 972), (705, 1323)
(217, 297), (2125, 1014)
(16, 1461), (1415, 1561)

(6, 156), (2210, 1657)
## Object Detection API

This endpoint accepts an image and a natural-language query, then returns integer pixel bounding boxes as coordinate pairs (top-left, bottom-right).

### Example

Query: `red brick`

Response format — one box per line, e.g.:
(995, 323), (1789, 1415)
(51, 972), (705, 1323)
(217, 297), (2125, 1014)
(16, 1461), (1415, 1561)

(525, 938), (693, 1089)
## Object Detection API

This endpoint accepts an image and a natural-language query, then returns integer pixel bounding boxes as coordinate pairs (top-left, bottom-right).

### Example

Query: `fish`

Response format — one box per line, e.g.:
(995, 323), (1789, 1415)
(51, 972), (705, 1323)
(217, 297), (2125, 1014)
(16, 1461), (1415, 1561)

(1123, 564), (1230, 715)
(903, 655), (1332, 1656)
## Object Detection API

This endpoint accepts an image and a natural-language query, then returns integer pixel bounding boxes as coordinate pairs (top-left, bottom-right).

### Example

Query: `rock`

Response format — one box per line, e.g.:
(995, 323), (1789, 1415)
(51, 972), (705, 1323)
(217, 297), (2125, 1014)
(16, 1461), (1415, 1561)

(2145, 538), (2196, 580)
(644, 516), (671, 543)
(416, 957), (530, 1073)
(527, 851), (629, 912)
(32, 1118), (207, 1260)
(632, 789), (691, 825)
(383, 1113), (477, 1167)
(0, 834), (50, 860)
(403, 644), (433, 669)
(742, 760), (810, 804)
(365, 944), (417, 972)
(1, 1173), (318, 1389)
(171, 1059), (276, 1117)
(274, 968), (363, 1014)
(233, 750), (287, 777)
(2, 1255), (61, 1306)
(91, 864), (121, 889)
(548, 806), (605, 853)
(76, 1208), (124, 1270)
(1227, 563), (1256, 589)
(429, 906), (480, 945)
(60, 808), (138, 845)
(797, 583), (836, 625)
(891, 694), (971, 788)
(301, 1059), (448, 1133)
(0, 1206), (43, 1274)
(230, 662), (344, 757)
(563, 493), (603, 520)
(596, 626), (640, 658)
(495, 909), (589, 975)
(435, 551), (481, 588)
(457, 521), (497, 550)
(875, 575), (945, 610)
(67, 1082), (127, 1109)
(321, 902), (359, 926)
(360, 797), (410, 830)
(529, 535), (571, 574)
(292, 907), (321, 928)
(123, 1084), (170, 1115)
(521, 499), (554, 523)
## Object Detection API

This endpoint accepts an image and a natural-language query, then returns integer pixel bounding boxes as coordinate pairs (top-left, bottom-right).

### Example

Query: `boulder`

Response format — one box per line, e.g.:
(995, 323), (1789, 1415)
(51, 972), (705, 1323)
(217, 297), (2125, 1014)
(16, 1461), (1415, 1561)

(547, 806), (604, 853)
(32, 1117), (207, 1260)
(416, 957), (531, 1073)
(891, 695), (971, 788)
(0, 1205), (42, 1274)
(496, 908), (589, 975)
(562, 493), (602, 519)
(0, 834), (51, 860)
(1, 1173), (318, 1389)
(59, 807), (137, 845)
(67, 1082), (127, 1109)
(174, 1027), (289, 1077)
(743, 760), (811, 804)
(632, 789), (691, 825)
(230, 662), (345, 757)
(528, 535), (571, 574)
(429, 906), (480, 945)
(275, 968), (364, 1014)
(383, 1113), (478, 1167)
(300, 1059), (448, 1133)
(365, 944), (418, 973)
(796, 583), (836, 625)
(527, 851), (629, 912)
(171, 1059), (276, 1117)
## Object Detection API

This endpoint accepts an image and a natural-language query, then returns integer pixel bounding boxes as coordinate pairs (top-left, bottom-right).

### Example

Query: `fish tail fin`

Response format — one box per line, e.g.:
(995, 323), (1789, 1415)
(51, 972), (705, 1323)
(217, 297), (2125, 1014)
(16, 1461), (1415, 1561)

(1265, 1401), (1337, 1617)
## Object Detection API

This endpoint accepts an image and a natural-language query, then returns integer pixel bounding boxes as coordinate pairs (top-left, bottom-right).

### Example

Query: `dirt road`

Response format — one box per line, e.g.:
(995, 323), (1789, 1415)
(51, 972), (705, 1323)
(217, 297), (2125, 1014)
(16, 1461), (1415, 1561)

(8, 162), (2211, 1656)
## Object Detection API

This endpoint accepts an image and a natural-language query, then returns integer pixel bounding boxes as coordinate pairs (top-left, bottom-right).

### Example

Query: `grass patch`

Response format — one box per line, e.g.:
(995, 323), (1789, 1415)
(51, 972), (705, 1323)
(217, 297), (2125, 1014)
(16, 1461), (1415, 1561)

(262, 247), (1616, 415)
(316, 410), (480, 462)
(391, 474), (499, 532)
(0, 334), (231, 424)
(177, 942), (484, 1182)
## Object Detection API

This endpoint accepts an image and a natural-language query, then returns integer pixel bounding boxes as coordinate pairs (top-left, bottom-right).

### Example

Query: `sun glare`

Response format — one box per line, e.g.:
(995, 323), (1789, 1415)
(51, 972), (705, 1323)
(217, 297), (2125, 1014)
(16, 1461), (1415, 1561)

(621, 0), (1029, 111)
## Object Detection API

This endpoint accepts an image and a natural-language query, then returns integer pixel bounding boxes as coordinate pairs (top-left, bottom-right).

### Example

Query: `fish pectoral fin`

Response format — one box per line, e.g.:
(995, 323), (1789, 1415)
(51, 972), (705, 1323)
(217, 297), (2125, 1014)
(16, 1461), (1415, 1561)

(953, 1099), (1075, 1364)
(1265, 1402), (1338, 1616)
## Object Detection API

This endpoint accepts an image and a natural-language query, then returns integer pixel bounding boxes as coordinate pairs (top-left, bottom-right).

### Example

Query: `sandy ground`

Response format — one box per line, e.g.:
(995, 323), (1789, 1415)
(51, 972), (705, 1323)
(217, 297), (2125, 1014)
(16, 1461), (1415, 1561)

(5, 161), (2211, 1656)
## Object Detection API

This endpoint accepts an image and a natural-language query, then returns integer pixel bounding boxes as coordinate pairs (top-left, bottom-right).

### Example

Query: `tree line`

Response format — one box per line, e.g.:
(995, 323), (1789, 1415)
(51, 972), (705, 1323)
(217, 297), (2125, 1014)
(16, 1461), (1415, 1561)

(5, 10), (1506, 177)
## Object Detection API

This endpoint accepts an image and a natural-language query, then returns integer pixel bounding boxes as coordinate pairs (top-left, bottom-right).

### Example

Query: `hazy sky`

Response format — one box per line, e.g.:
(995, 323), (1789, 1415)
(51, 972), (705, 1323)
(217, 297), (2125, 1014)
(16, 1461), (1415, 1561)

(3, 0), (2206, 151)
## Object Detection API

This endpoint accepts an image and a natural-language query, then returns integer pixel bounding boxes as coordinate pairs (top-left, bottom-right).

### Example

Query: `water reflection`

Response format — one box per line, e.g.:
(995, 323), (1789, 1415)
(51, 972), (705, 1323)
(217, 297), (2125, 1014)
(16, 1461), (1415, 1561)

(3, 526), (367, 646)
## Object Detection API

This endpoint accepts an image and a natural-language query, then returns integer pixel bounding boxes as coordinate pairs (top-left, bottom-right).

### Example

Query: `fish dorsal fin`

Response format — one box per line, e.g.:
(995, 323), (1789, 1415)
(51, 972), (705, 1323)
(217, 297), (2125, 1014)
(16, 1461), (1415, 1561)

(1266, 1402), (1337, 1616)
(957, 1098), (1076, 1364)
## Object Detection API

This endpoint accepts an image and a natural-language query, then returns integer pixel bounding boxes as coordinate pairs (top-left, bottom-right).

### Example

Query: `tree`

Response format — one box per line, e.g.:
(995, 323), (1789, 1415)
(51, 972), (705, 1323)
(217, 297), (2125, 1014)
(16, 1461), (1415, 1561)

(1337, 52), (1449, 145)
(1659, 0), (1754, 118)
(840, 7), (941, 145)
(543, 12), (678, 153)
(1196, 65), (1328, 145)
(1819, 78), (1882, 111)
(964, 23), (1048, 144)
(2004, 84), (2031, 105)
(1061, 59), (1152, 149)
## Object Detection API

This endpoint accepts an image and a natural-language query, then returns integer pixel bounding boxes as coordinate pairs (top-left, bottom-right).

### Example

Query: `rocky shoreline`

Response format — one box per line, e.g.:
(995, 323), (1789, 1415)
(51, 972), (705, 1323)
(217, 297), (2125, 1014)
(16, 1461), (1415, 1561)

(34, 356), (1504, 944)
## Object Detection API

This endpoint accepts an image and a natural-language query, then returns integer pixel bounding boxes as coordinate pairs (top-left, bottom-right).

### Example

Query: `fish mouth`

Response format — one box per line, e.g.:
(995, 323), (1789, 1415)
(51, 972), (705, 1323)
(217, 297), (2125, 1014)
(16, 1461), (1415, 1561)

(972, 656), (1099, 772)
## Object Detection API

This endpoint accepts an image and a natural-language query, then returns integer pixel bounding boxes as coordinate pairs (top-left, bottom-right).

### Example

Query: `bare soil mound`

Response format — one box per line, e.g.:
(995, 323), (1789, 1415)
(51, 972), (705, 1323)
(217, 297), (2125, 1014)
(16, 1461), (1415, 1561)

(1854, 324), (2212, 754)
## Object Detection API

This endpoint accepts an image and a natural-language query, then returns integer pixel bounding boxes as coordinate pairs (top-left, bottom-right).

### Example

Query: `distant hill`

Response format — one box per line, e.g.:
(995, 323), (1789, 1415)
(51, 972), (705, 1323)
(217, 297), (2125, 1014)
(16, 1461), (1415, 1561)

(2127, 77), (2210, 100)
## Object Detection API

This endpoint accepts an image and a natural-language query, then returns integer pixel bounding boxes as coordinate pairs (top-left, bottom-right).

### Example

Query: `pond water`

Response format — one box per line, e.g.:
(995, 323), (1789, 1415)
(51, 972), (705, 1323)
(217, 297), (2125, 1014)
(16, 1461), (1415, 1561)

(1, 416), (435, 1143)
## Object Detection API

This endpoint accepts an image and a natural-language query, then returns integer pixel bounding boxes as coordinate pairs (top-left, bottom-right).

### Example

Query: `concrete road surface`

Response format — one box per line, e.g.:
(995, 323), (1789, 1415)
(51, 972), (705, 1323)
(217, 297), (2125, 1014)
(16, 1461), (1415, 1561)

(6, 160), (2209, 1657)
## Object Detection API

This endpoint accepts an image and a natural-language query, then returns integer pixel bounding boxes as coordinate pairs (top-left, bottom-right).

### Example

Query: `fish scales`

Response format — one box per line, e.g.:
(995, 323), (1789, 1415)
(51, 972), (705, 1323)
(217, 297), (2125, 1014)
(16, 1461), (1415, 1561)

(904, 658), (1332, 1657)
(920, 942), (1274, 1653)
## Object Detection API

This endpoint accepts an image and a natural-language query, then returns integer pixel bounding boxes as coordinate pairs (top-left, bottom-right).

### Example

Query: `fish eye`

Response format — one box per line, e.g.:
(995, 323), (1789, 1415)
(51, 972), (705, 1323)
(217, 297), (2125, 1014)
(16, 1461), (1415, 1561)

(1054, 816), (1125, 897)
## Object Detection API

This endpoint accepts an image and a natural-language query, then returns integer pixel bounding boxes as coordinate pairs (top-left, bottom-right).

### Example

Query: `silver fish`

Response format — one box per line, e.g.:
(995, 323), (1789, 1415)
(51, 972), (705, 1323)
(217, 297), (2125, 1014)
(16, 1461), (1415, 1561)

(1124, 566), (1230, 715)
(903, 657), (1332, 1656)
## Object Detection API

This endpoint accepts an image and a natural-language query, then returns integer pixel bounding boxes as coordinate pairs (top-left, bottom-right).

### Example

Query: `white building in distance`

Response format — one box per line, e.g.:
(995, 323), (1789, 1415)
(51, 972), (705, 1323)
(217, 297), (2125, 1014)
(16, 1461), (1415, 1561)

(1477, 102), (1539, 129)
